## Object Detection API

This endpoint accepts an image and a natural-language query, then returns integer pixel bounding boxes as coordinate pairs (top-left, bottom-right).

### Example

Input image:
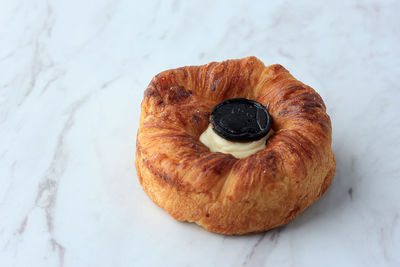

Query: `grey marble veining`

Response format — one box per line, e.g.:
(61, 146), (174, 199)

(0, 0), (399, 266)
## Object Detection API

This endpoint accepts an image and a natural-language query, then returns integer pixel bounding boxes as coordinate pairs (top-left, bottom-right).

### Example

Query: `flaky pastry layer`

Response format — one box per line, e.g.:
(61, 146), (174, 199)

(135, 57), (335, 235)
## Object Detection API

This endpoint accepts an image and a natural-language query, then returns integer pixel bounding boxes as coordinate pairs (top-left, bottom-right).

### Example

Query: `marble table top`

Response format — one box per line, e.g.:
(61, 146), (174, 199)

(1, 0), (399, 266)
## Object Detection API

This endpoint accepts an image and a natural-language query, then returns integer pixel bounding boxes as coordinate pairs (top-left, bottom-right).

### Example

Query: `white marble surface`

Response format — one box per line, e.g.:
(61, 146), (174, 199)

(1, 0), (399, 266)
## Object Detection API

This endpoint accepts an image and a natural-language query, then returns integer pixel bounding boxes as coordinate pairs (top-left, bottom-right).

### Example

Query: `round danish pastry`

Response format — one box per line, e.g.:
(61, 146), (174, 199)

(135, 56), (335, 235)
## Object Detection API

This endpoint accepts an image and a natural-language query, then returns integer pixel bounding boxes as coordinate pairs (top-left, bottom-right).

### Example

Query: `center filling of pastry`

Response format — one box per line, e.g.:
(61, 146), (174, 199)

(199, 98), (273, 159)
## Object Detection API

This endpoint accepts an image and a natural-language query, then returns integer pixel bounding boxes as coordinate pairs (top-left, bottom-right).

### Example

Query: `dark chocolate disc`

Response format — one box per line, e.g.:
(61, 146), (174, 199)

(210, 98), (272, 142)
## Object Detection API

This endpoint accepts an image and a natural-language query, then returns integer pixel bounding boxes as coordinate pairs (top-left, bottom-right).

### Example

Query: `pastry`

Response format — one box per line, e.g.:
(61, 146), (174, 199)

(135, 56), (335, 235)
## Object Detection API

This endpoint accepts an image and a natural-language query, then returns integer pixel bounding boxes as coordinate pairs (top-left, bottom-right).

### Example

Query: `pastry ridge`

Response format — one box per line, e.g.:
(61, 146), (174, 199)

(135, 56), (336, 235)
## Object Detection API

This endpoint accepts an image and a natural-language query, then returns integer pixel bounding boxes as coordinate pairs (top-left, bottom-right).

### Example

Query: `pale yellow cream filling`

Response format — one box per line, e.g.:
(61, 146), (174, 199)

(199, 125), (273, 159)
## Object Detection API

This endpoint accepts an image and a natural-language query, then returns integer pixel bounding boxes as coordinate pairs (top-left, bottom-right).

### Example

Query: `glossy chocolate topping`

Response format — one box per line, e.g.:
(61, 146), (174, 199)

(210, 98), (272, 142)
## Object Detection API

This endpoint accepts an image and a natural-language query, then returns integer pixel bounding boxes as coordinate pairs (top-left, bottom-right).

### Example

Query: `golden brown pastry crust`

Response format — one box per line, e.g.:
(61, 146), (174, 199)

(135, 56), (335, 235)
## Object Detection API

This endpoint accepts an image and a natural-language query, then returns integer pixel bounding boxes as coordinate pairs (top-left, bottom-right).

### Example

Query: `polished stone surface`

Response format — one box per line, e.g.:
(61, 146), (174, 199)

(1, 0), (399, 266)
